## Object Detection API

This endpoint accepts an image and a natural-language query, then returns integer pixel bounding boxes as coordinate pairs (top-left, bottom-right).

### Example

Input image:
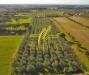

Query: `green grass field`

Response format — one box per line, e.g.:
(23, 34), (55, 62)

(0, 36), (23, 75)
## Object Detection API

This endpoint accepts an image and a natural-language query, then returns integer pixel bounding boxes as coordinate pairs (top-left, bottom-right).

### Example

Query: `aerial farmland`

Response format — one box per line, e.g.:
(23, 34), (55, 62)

(0, 5), (89, 75)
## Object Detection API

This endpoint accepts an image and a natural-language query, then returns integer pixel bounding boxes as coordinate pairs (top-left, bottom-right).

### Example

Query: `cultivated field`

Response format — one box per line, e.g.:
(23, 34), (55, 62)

(11, 17), (89, 75)
(55, 17), (89, 50)
(55, 17), (89, 71)
(0, 5), (89, 75)
(69, 16), (89, 27)
(0, 36), (23, 75)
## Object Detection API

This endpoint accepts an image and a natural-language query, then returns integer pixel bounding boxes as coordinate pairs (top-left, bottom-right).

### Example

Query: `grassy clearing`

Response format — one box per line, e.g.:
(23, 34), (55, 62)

(0, 36), (23, 75)
(55, 17), (89, 50)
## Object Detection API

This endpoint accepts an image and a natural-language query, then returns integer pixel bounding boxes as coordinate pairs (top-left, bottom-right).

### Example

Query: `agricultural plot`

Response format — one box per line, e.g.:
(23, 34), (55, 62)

(0, 7), (89, 75)
(0, 36), (23, 75)
(0, 17), (32, 35)
(11, 17), (88, 75)
(55, 17), (89, 50)
(55, 17), (89, 71)
(15, 9), (64, 17)
(69, 16), (89, 28)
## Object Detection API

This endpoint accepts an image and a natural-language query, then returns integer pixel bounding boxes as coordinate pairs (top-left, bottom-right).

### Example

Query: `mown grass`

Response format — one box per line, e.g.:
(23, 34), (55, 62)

(0, 36), (23, 75)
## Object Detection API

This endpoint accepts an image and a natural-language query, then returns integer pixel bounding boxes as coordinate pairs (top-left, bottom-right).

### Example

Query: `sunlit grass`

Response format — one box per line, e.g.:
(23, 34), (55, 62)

(0, 36), (23, 75)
